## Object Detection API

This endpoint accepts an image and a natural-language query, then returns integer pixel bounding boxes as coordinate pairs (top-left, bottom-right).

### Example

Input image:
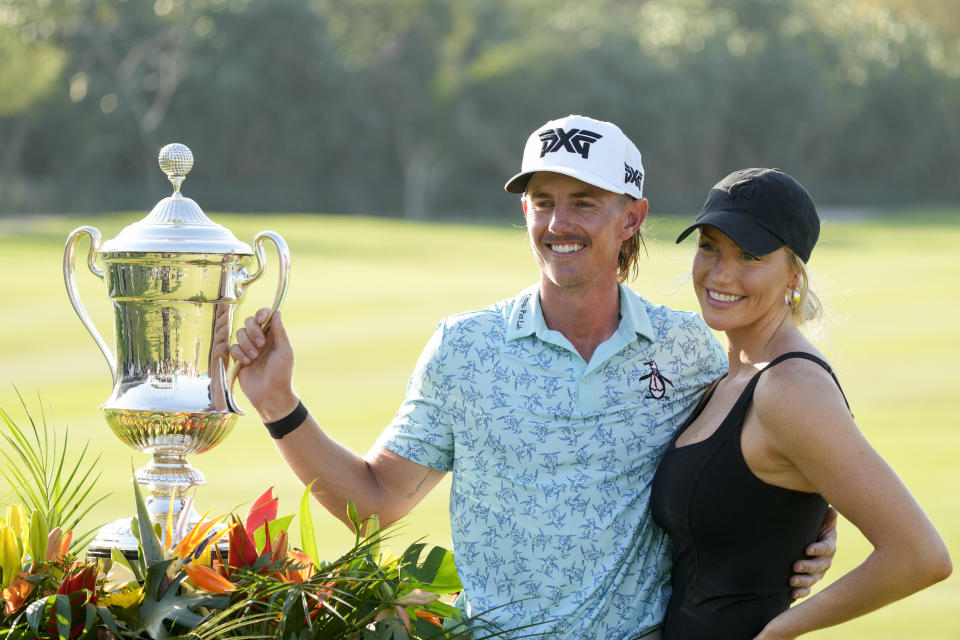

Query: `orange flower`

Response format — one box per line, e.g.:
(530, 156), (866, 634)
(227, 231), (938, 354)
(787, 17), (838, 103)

(183, 563), (235, 594)
(2, 571), (35, 615)
(284, 549), (313, 584)
(413, 609), (444, 627)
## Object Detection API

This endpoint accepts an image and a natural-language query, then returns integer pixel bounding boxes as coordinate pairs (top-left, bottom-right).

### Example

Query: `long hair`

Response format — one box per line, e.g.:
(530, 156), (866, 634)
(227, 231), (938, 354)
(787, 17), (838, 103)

(617, 195), (646, 283)
(617, 228), (646, 283)
(788, 250), (824, 327)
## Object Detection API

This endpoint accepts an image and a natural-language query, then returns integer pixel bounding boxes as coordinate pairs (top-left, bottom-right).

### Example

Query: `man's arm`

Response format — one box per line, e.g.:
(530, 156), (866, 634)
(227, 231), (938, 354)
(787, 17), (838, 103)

(271, 417), (446, 528)
(789, 506), (838, 599)
(230, 308), (446, 529)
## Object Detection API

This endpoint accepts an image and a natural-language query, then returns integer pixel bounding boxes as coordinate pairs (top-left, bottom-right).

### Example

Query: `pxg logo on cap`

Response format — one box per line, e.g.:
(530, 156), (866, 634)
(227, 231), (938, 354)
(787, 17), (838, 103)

(505, 115), (645, 199)
(537, 128), (603, 159)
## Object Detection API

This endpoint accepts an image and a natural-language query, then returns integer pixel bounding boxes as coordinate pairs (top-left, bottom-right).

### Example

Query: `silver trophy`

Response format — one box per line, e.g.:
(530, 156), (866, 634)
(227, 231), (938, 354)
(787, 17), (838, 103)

(64, 143), (289, 557)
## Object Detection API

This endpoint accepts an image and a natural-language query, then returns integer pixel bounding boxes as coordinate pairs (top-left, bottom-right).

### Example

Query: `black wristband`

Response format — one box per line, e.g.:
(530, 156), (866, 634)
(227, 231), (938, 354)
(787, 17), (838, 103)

(264, 400), (308, 439)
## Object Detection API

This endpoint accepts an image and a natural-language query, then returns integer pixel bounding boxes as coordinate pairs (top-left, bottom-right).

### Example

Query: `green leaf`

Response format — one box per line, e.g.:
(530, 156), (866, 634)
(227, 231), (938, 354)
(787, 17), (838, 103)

(54, 593), (72, 640)
(347, 499), (361, 546)
(81, 602), (98, 638)
(299, 481), (320, 568)
(24, 596), (51, 632)
(28, 509), (47, 564)
(253, 514), (294, 551)
(276, 587), (308, 638)
(111, 546), (142, 583)
(365, 513), (381, 562)
(420, 599), (460, 619)
(132, 474), (163, 567)
(96, 606), (120, 634)
(400, 546), (461, 594)
(140, 561), (229, 640)
(0, 394), (110, 540)
(129, 516), (147, 577)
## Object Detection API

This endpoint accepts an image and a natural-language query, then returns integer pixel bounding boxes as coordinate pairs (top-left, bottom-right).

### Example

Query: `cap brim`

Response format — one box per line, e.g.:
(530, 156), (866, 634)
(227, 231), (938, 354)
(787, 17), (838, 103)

(504, 167), (628, 196)
(504, 171), (535, 194)
(675, 210), (787, 257)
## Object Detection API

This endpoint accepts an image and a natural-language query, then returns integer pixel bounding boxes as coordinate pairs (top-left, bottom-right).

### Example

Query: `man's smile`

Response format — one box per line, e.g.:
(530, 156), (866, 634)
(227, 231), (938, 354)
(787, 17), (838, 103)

(549, 242), (586, 254)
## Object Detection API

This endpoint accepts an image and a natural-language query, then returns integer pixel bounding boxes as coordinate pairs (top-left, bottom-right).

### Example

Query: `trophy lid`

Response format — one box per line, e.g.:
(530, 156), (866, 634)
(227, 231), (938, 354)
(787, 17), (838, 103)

(100, 143), (253, 255)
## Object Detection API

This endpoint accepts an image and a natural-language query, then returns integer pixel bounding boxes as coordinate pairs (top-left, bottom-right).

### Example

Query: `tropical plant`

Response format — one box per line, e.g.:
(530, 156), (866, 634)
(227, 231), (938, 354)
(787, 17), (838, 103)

(0, 391), (110, 552)
(0, 399), (512, 640)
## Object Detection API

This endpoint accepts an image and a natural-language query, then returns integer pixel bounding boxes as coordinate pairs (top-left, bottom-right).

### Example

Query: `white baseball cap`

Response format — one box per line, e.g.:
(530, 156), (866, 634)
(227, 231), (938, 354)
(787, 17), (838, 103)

(504, 114), (645, 198)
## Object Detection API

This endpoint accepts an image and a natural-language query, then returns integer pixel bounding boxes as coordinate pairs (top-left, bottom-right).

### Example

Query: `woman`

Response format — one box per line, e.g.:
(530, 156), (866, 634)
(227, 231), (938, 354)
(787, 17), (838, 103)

(650, 168), (951, 640)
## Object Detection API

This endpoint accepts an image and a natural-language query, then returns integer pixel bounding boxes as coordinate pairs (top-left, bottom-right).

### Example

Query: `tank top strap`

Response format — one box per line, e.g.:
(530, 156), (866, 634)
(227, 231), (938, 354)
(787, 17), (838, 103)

(762, 351), (852, 413)
(673, 353), (852, 446)
(716, 352), (852, 441)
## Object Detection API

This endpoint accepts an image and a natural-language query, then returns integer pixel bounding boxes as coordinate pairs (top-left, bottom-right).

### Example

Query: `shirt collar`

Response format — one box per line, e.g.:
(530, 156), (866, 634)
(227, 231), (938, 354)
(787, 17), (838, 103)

(617, 282), (656, 342)
(506, 283), (656, 343)
(505, 285), (540, 340)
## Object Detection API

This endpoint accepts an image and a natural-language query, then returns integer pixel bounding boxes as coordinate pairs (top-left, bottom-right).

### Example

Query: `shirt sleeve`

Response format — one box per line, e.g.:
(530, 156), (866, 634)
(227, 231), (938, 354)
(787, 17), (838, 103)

(375, 322), (456, 472)
(666, 311), (728, 419)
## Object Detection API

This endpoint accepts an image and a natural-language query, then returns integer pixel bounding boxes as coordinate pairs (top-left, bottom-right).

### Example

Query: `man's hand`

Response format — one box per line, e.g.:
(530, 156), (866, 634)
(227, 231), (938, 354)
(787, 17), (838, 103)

(789, 506), (838, 599)
(230, 308), (299, 422)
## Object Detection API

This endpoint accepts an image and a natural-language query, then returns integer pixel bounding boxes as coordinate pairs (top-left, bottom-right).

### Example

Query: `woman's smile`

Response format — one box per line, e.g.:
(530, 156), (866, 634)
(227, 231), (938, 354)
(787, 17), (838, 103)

(706, 289), (745, 305)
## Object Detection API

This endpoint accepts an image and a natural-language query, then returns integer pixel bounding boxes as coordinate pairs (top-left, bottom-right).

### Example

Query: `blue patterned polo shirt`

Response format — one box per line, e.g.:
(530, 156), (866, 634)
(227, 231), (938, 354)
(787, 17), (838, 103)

(378, 284), (726, 639)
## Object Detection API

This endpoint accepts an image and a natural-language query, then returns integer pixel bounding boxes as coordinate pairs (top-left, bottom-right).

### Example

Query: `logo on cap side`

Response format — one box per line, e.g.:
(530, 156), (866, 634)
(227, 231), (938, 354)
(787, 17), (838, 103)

(724, 179), (757, 200)
(624, 163), (643, 189)
(538, 128), (603, 159)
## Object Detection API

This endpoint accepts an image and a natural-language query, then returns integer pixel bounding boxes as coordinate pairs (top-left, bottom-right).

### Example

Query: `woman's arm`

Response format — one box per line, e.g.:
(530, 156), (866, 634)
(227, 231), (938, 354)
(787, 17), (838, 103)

(751, 360), (952, 640)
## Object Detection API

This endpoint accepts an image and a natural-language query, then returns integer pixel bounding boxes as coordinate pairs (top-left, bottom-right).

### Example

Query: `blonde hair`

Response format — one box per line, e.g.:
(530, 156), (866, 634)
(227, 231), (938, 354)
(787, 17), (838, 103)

(788, 251), (824, 327)
(618, 227), (646, 283)
(617, 195), (646, 283)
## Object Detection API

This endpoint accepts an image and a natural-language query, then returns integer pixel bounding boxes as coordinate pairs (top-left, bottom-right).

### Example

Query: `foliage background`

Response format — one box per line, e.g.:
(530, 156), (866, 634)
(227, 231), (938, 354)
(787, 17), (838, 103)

(1, 0), (960, 218)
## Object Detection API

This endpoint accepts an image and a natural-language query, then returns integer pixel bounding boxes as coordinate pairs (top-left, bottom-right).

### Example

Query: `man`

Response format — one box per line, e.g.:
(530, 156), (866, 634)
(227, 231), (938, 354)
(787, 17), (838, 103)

(230, 115), (835, 639)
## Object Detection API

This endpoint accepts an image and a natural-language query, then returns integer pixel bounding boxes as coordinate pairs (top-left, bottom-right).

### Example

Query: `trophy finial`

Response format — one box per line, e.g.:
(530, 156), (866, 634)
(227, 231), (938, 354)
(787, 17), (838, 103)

(158, 143), (194, 196)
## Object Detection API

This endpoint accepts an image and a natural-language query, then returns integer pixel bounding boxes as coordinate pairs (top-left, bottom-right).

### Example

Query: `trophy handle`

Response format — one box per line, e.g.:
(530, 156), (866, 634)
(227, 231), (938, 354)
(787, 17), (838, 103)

(63, 226), (117, 382)
(227, 231), (291, 414)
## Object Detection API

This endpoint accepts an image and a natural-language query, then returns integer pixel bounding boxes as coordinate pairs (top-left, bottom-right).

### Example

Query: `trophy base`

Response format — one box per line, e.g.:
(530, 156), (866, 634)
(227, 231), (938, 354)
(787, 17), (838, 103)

(85, 514), (230, 564)
(85, 517), (142, 562)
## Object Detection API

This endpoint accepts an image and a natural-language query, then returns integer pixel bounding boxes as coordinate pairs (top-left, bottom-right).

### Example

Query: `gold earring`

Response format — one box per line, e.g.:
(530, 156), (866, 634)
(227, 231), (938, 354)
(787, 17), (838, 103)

(784, 287), (801, 309)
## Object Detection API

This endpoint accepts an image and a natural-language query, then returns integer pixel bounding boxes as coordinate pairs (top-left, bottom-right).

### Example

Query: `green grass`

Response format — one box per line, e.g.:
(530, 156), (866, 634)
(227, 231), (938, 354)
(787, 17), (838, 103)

(1, 209), (958, 639)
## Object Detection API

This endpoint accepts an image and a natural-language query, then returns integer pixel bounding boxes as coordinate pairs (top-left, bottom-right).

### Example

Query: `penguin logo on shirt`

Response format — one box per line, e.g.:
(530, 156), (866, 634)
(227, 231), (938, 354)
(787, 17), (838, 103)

(640, 361), (673, 399)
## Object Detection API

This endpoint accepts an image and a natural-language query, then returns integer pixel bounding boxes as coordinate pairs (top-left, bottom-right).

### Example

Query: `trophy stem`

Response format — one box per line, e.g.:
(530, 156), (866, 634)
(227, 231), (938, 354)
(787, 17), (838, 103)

(87, 454), (207, 561)
(136, 452), (206, 529)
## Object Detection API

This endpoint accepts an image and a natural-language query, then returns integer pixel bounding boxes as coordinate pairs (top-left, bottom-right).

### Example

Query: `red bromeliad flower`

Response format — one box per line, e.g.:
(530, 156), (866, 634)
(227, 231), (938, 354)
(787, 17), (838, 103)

(245, 487), (278, 535)
(217, 488), (320, 590)
(224, 488), (283, 576)
(56, 563), (98, 603)
(35, 564), (101, 640)
(225, 517), (259, 574)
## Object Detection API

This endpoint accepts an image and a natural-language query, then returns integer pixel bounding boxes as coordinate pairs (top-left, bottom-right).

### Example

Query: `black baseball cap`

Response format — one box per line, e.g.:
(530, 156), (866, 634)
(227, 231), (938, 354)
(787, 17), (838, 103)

(675, 168), (820, 263)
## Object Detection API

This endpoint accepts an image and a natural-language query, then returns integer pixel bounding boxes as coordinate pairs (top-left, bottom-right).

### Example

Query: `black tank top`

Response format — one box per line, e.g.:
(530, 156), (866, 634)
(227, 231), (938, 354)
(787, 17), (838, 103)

(650, 352), (849, 640)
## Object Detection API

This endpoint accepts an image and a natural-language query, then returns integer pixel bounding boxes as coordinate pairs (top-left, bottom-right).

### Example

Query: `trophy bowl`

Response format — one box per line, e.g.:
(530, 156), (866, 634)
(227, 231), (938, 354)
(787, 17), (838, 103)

(64, 143), (289, 558)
